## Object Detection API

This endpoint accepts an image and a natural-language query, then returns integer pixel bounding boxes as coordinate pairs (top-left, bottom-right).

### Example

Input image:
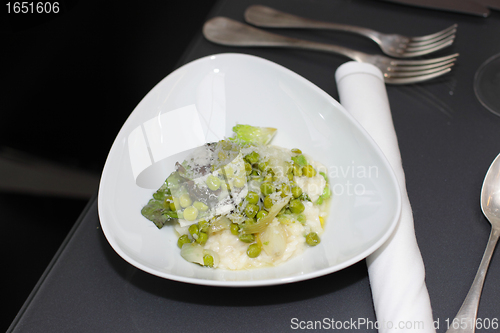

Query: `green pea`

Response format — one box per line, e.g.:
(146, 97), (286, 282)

(244, 162), (253, 175)
(198, 220), (209, 233)
(297, 214), (306, 225)
(257, 161), (269, 172)
(239, 233), (255, 243)
(183, 206), (198, 221)
(170, 201), (177, 211)
(193, 201), (209, 212)
(246, 191), (259, 204)
(203, 254), (214, 267)
(188, 224), (199, 237)
(177, 234), (191, 248)
(302, 165), (316, 177)
(316, 196), (324, 205)
(245, 217), (256, 225)
(305, 232), (321, 246)
(292, 185), (303, 199)
(256, 210), (268, 220)
(244, 203), (259, 218)
(260, 182), (274, 196)
(230, 223), (240, 235)
(244, 151), (260, 164)
(264, 173), (273, 182)
(293, 164), (303, 177)
(179, 193), (192, 208)
(247, 243), (262, 258)
(289, 199), (305, 214)
(287, 172), (294, 181)
(280, 183), (290, 197)
(196, 232), (208, 245)
(206, 175), (221, 191)
(263, 195), (274, 209)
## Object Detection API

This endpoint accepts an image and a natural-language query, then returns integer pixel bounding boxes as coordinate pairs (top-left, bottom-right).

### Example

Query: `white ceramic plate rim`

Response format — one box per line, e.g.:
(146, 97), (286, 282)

(98, 53), (401, 287)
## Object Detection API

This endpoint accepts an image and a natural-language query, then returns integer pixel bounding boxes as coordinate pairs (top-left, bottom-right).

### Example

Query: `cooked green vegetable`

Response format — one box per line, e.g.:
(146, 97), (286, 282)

(305, 232), (321, 246)
(291, 185), (303, 199)
(244, 204), (259, 218)
(196, 232), (208, 245)
(256, 210), (268, 220)
(238, 233), (256, 243)
(244, 151), (260, 164)
(141, 124), (331, 269)
(260, 182), (274, 196)
(240, 196), (290, 234)
(188, 224), (199, 237)
(247, 243), (262, 258)
(289, 199), (305, 214)
(203, 254), (214, 267)
(141, 199), (173, 229)
(177, 234), (191, 248)
(246, 191), (259, 204)
(291, 154), (307, 167)
(302, 165), (316, 177)
(183, 206), (198, 221)
(198, 220), (209, 233)
(263, 195), (274, 209)
(206, 175), (221, 191)
(230, 223), (240, 235)
(230, 124), (277, 145)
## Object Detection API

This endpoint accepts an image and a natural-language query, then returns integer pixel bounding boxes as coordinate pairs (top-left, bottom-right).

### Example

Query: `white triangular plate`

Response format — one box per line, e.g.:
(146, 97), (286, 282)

(98, 53), (401, 287)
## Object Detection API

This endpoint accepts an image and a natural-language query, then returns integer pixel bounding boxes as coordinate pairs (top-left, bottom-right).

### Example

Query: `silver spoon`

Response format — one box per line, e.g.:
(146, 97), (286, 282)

(446, 153), (500, 333)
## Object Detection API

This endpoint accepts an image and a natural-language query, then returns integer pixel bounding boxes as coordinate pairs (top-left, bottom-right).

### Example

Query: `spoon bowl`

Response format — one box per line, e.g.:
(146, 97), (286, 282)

(446, 153), (500, 333)
(481, 153), (500, 226)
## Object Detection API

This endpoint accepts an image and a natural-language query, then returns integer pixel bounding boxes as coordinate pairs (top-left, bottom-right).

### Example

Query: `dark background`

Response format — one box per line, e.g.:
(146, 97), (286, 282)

(1, 0), (217, 331)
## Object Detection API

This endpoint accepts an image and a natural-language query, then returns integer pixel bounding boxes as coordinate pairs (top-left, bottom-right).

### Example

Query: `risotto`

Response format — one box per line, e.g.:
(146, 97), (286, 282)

(141, 125), (331, 269)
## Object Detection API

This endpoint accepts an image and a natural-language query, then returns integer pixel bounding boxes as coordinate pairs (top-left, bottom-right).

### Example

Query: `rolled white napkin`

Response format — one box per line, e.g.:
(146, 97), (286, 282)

(335, 62), (435, 333)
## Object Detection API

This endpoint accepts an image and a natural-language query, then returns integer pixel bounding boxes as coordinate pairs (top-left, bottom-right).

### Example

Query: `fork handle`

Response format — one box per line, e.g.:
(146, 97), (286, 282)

(203, 17), (369, 63)
(446, 227), (500, 333)
(245, 5), (381, 43)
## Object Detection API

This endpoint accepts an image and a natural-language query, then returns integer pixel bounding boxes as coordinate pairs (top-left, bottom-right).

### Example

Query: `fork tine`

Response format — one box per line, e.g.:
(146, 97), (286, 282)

(406, 35), (455, 51)
(407, 29), (456, 48)
(386, 63), (455, 77)
(399, 37), (455, 58)
(388, 59), (456, 72)
(408, 27), (457, 47)
(390, 53), (459, 66)
(409, 24), (458, 42)
(387, 55), (457, 72)
(385, 68), (452, 85)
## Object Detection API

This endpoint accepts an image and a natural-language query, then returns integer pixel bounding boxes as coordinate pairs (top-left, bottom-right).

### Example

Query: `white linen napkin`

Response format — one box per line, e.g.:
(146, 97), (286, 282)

(335, 62), (435, 333)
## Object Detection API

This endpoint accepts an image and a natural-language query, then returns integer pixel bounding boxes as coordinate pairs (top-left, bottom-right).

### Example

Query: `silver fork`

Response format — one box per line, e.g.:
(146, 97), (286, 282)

(244, 5), (457, 58)
(203, 17), (459, 85)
